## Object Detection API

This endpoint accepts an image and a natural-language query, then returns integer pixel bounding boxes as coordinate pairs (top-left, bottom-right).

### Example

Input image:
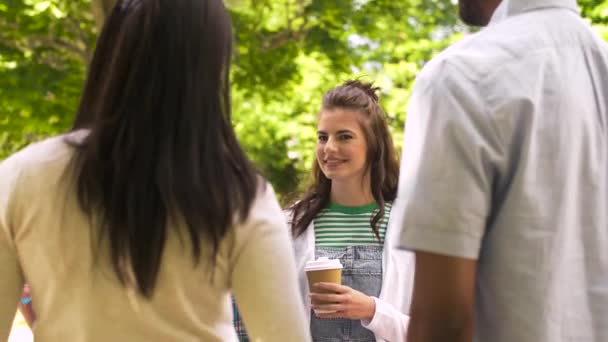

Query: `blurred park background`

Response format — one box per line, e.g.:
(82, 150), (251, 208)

(3, 0), (608, 340)
(2, 0), (608, 201)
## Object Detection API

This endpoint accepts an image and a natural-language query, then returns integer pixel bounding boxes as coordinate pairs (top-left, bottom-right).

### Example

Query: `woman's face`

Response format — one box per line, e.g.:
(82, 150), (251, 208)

(316, 108), (368, 184)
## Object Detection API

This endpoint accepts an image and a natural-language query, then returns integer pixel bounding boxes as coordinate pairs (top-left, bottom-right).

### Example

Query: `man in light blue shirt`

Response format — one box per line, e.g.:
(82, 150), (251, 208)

(397, 0), (608, 341)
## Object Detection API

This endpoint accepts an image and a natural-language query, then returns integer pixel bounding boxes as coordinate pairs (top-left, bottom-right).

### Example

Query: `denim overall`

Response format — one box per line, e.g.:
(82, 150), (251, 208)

(310, 245), (383, 342)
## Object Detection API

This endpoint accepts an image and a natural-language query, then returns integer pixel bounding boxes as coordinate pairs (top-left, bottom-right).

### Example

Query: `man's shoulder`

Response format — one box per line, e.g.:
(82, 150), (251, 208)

(416, 13), (582, 89)
(415, 31), (504, 89)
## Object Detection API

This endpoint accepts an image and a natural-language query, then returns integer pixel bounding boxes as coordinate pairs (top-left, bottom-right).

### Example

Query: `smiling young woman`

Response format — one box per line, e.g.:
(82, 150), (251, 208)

(315, 108), (371, 206)
(234, 80), (415, 342)
(288, 80), (414, 342)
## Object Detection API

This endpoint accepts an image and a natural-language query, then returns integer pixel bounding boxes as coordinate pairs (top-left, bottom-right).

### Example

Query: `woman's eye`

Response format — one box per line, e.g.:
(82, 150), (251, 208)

(318, 135), (328, 142)
(338, 134), (352, 140)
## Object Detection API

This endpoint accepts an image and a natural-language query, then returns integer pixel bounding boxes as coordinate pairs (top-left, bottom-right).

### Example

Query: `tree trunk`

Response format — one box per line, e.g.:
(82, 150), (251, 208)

(91, 0), (118, 32)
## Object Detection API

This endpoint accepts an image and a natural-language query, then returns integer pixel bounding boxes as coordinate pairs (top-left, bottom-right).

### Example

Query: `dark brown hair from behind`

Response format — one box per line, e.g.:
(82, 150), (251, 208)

(66, 0), (259, 298)
(289, 80), (400, 239)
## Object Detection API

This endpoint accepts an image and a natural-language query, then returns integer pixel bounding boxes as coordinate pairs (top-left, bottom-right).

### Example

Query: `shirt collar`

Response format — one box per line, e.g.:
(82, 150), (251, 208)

(489, 0), (579, 25)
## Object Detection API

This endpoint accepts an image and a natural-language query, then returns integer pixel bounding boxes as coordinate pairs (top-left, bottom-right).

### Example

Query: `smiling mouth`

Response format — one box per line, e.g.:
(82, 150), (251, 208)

(324, 159), (346, 168)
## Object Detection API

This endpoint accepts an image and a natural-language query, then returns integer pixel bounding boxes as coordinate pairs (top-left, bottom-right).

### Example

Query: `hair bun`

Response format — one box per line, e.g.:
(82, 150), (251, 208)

(342, 80), (380, 103)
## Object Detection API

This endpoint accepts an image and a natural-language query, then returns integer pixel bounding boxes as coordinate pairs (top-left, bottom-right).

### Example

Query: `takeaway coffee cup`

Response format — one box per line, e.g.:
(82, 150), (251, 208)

(304, 257), (343, 314)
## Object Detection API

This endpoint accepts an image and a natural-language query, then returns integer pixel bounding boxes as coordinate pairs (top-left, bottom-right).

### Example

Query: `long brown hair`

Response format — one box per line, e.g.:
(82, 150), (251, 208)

(290, 80), (400, 239)
(67, 0), (259, 298)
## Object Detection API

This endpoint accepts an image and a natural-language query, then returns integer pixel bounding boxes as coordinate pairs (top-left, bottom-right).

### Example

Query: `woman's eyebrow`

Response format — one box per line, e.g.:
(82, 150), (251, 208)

(317, 129), (355, 134)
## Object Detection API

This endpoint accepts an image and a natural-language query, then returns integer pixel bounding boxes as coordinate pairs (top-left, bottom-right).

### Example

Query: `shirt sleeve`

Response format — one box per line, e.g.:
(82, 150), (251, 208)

(361, 297), (409, 342)
(0, 155), (26, 340)
(397, 60), (502, 260)
(230, 185), (311, 342)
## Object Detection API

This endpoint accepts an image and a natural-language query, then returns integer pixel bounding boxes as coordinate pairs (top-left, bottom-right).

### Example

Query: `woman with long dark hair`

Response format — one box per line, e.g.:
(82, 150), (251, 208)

(289, 80), (414, 342)
(0, 1), (310, 341)
(234, 80), (414, 341)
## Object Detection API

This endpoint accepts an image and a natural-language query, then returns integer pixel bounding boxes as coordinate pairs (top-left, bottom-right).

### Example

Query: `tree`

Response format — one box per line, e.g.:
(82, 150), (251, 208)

(228, 0), (463, 196)
(0, 0), (467, 198)
(0, 0), (94, 156)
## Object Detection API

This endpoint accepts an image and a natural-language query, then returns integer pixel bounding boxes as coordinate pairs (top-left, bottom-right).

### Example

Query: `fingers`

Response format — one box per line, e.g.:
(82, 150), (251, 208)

(309, 283), (358, 320)
(315, 310), (345, 319)
(313, 282), (348, 293)
(312, 303), (343, 313)
(309, 292), (351, 303)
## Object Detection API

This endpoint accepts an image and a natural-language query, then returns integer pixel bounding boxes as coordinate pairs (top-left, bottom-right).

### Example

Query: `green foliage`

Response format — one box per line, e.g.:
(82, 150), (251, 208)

(3, 0), (602, 198)
(0, 0), (94, 159)
(580, 0), (608, 22)
(227, 0), (462, 198)
(579, 0), (608, 40)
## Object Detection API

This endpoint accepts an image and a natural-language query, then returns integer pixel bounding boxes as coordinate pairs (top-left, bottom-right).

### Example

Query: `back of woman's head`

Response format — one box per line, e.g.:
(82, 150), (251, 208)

(290, 80), (400, 237)
(69, 0), (259, 297)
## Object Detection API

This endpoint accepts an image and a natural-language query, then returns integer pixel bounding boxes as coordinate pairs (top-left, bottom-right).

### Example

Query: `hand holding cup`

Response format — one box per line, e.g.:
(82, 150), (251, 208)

(304, 257), (342, 315)
(309, 282), (376, 320)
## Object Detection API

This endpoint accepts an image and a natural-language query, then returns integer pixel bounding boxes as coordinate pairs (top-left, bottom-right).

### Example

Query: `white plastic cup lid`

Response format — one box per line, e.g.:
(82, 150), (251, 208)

(304, 257), (343, 272)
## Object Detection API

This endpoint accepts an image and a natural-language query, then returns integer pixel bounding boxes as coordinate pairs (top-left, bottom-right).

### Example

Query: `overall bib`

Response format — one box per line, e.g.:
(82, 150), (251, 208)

(310, 245), (383, 342)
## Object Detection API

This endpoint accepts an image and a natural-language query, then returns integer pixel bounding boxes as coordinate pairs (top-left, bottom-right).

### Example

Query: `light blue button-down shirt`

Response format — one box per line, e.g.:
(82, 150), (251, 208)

(398, 0), (608, 341)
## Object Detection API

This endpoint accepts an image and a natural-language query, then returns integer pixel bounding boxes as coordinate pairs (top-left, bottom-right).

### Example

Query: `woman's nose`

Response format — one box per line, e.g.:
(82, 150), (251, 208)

(324, 137), (338, 153)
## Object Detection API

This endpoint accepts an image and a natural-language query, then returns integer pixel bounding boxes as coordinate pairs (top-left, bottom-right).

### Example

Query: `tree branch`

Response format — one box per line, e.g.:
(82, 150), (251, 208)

(25, 35), (89, 63)
(260, 0), (310, 51)
(65, 16), (93, 62)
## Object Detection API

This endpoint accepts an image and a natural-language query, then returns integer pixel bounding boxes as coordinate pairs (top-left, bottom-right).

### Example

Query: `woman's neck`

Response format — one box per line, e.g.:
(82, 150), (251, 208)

(329, 176), (374, 207)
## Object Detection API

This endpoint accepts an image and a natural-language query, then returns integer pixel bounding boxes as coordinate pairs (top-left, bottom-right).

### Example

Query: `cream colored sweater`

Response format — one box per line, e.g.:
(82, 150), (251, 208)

(0, 134), (311, 342)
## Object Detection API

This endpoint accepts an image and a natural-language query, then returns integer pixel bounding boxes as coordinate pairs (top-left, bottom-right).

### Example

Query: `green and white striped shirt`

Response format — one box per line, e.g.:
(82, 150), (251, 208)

(313, 202), (392, 248)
